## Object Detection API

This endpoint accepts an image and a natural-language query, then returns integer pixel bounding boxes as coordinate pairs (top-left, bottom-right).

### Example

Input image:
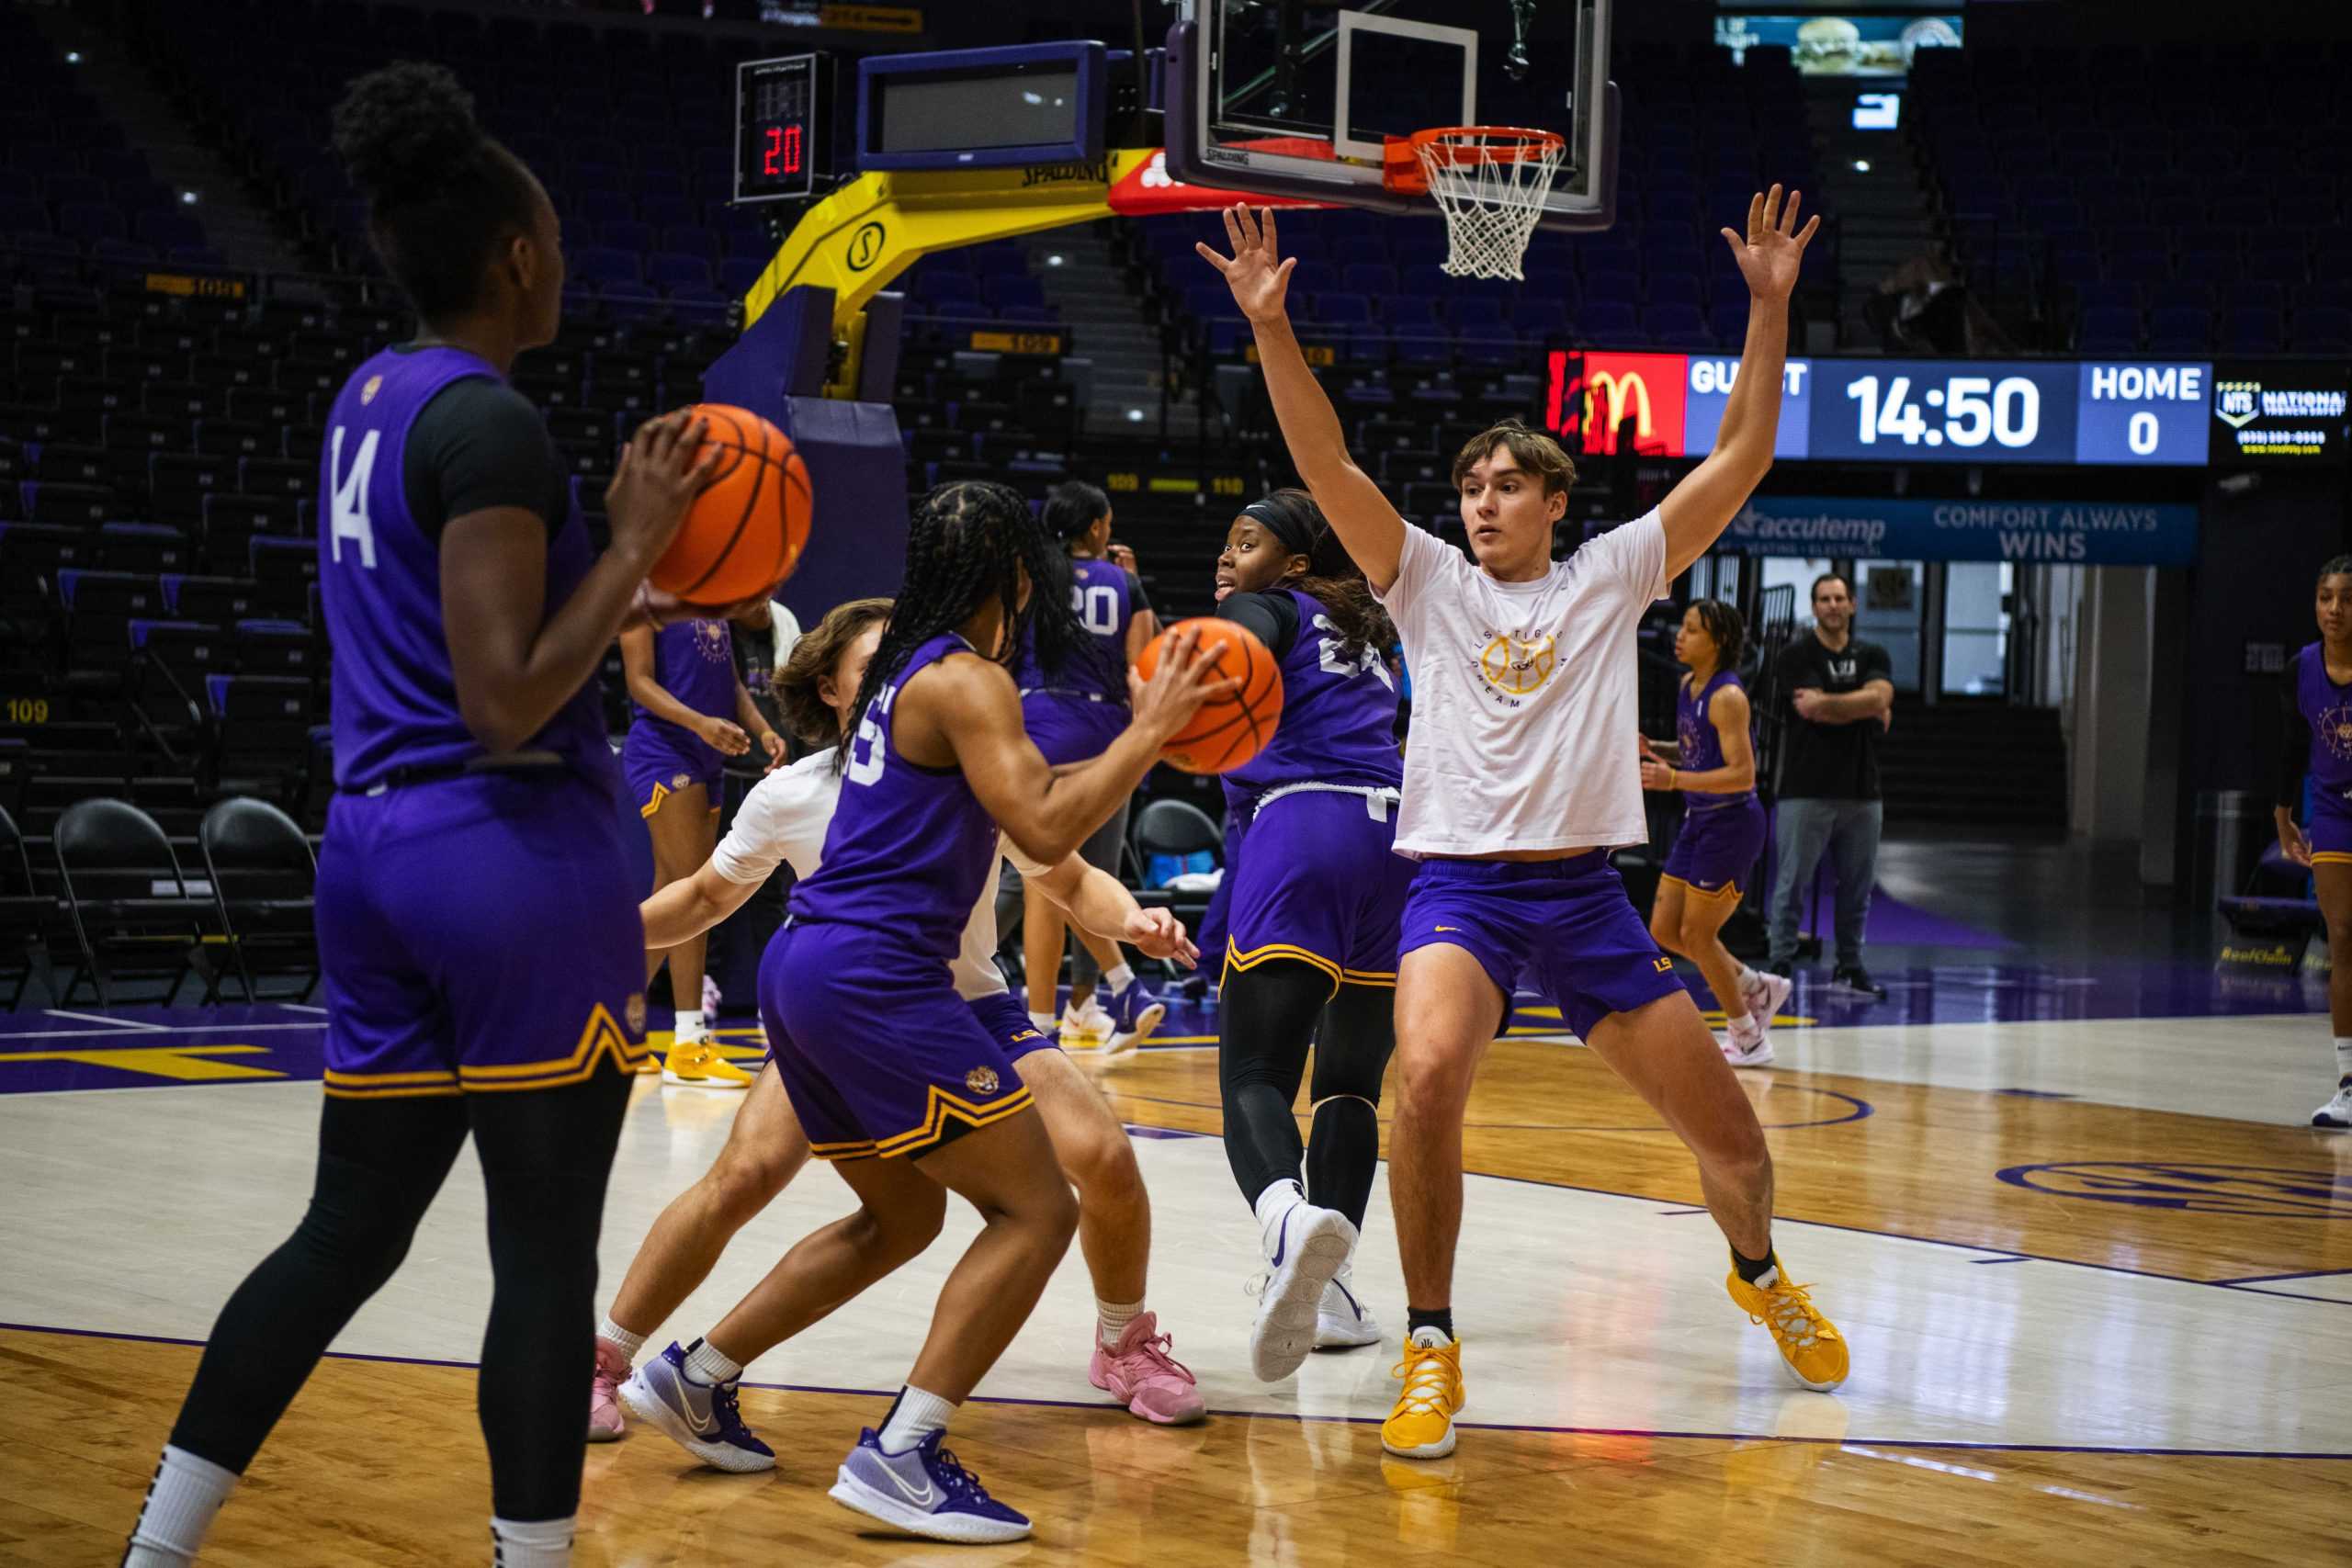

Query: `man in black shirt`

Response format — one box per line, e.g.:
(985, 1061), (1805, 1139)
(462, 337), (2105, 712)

(1766, 572), (1894, 997)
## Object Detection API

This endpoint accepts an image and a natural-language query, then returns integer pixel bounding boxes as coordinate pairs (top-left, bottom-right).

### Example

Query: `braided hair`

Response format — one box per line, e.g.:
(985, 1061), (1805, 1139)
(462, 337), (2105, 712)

(836, 481), (1082, 773)
(1245, 488), (1397, 663)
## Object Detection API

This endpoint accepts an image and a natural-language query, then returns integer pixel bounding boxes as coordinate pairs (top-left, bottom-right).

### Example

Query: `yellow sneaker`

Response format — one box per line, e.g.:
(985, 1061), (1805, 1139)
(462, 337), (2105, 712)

(1381, 1335), (1465, 1459)
(662, 1041), (752, 1089)
(1726, 1264), (1849, 1392)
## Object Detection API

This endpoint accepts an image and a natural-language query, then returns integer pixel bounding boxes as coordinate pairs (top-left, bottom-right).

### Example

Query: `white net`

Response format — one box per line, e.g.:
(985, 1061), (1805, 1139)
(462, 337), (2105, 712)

(1411, 129), (1566, 282)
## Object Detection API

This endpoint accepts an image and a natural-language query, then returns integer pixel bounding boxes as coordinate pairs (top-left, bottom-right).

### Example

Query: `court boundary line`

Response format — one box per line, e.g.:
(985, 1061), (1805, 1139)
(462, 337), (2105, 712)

(4, 1320), (2344, 1461)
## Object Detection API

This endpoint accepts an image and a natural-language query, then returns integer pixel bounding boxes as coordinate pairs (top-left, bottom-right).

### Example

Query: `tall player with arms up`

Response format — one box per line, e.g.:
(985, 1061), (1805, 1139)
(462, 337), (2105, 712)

(1201, 189), (1848, 1462)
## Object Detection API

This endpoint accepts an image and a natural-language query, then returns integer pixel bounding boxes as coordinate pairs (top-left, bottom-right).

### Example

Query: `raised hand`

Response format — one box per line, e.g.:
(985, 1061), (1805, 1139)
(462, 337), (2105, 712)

(1720, 184), (1821, 303)
(1195, 203), (1296, 323)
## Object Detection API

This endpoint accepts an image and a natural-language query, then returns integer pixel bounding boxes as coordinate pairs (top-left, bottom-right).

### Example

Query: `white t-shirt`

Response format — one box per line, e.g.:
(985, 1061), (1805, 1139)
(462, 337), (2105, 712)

(711, 749), (1037, 999)
(1374, 511), (1668, 857)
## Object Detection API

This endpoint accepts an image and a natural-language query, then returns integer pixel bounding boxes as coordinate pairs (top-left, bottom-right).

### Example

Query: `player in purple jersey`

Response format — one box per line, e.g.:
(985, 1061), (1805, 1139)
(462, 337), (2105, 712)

(1209, 489), (1410, 1377)
(619, 614), (782, 1088)
(628, 483), (1223, 1544)
(1015, 480), (1169, 1052)
(1639, 601), (1790, 1068)
(2274, 555), (2352, 1128)
(122, 65), (741, 1568)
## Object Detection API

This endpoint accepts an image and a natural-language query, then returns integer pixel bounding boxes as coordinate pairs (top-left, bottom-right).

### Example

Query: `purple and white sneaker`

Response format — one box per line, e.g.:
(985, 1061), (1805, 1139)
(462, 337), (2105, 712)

(1100, 978), (1166, 1056)
(615, 1341), (775, 1473)
(829, 1427), (1032, 1543)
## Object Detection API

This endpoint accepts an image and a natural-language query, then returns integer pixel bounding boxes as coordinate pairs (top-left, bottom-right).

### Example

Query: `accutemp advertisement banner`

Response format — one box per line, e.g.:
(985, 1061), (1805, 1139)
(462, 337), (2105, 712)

(1714, 495), (2199, 566)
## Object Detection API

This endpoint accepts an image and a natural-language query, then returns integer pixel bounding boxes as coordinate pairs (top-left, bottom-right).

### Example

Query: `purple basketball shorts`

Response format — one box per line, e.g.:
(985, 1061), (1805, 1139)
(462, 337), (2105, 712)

(1396, 851), (1684, 1041)
(316, 771), (650, 1097)
(759, 919), (1035, 1161)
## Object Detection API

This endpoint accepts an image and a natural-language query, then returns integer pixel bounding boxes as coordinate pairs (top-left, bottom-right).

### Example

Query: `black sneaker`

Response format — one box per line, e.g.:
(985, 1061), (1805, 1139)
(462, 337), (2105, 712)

(1829, 964), (1887, 1000)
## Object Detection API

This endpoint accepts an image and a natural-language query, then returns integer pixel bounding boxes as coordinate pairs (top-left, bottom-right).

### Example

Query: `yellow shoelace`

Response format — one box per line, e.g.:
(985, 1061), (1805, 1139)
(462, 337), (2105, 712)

(1389, 1346), (1458, 1416)
(1745, 1280), (1833, 1348)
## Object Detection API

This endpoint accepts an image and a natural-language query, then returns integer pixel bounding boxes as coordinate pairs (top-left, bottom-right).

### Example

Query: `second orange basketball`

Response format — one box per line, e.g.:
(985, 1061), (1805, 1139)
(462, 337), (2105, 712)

(1135, 617), (1283, 774)
(648, 403), (812, 605)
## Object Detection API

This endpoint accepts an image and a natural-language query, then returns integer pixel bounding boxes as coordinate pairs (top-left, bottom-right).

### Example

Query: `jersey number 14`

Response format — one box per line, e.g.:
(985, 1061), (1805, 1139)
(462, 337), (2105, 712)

(328, 424), (380, 570)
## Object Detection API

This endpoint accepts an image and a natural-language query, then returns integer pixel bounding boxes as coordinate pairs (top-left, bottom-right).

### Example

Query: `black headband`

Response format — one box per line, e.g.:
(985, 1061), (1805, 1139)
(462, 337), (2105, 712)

(1241, 498), (1317, 558)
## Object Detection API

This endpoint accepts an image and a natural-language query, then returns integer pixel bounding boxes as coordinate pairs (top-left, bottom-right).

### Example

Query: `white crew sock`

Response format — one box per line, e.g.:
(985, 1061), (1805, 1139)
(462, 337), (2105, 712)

(1029, 1010), (1058, 1036)
(1097, 1297), (1146, 1348)
(1103, 963), (1136, 995)
(684, 1337), (743, 1385)
(1254, 1178), (1305, 1258)
(2336, 1037), (2352, 1084)
(672, 1008), (705, 1045)
(1736, 964), (1761, 994)
(596, 1316), (645, 1360)
(878, 1383), (958, 1454)
(490, 1513), (573, 1568)
(124, 1444), (238, 1566)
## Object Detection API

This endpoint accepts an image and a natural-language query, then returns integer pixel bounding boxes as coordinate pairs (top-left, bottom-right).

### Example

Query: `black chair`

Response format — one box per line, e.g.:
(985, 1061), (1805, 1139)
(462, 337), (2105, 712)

(1128, 797), (1225, 963)
(53, 797), (221, 1006)
(0, 805), (62, 1007)
(200, 795), (319, 1001)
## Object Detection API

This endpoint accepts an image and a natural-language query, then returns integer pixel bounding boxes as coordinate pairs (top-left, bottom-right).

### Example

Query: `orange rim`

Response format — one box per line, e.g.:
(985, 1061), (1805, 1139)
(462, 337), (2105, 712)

(1384, 125), (1566, 195)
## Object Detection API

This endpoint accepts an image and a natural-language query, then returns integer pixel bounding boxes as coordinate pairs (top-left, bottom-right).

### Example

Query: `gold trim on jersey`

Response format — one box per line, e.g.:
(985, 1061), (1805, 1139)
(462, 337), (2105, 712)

(456, 1002), (650, 1091)
(2312, 851), (2352, 866)
(867, 1083), (1036, 1159)
(1657, 871), (1745, 904)
(1225, 937), (1343, 996)
(321, 1065), (463, 1100)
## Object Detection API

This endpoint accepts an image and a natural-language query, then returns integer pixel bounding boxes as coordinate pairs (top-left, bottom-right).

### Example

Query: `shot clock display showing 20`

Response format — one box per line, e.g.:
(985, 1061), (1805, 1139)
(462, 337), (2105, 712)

(734, 53), (823, 205)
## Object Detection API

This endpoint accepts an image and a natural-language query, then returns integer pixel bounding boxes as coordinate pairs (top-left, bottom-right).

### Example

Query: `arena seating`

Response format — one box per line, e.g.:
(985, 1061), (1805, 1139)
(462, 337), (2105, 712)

(1908, 43), (2352, 353)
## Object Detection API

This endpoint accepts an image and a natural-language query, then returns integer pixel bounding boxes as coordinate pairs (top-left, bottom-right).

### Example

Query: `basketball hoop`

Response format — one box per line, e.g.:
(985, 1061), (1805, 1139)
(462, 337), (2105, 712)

(1388, 126), (1566, 282)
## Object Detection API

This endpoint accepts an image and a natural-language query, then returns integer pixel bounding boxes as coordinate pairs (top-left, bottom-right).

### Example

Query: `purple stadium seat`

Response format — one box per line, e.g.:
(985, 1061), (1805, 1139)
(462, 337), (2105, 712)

(646, 253), (711, 293)
(2075, 307), (2142, 354)
(2221, 307), (2284, 353)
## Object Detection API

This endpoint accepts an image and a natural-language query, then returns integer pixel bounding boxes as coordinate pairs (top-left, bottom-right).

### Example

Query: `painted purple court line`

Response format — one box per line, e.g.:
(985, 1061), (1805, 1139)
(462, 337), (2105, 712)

(2211, 1267), (2352, 1285)
(7, 1319), (2345, 1461)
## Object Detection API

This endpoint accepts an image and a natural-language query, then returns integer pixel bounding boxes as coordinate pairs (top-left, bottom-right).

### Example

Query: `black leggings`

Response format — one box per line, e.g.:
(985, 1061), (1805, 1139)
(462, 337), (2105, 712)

(1218, 960), (1396, 1231)
(168, 1068), (632, 1522)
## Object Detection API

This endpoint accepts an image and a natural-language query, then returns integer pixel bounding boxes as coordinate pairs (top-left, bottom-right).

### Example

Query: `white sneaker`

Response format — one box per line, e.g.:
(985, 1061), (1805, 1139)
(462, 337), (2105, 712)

(701, 974), (723, 1017)
(1722, 1017), (1775, 1068)
(1248, 1199), (1358, 1382)
(2313, 1080), (2352, 1129)
(1742, 968), (1793, 1033)
(1060, 995), (1112, 1047)
(1314, 1267), (1383, 1350)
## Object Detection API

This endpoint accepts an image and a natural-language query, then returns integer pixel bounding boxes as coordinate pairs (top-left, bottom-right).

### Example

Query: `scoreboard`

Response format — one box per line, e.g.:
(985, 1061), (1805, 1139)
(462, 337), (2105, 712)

(1546, 351), (2347, 468)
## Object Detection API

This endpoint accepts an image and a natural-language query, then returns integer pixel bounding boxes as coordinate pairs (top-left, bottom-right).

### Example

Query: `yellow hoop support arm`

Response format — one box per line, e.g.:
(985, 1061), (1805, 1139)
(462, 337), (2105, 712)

(742, 150), (1159, 397)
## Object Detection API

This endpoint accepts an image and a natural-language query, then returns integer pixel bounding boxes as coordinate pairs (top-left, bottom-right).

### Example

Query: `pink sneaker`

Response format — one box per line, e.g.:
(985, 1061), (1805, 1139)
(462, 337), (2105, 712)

(588, 1337), (630, 1442)
(1088, 1313), (1205, 1426)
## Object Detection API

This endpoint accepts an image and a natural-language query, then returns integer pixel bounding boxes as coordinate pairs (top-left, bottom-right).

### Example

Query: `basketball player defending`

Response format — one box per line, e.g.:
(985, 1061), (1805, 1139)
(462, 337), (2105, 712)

(593, 599), (1206, 1454)
(1202, 189), (1849, 1461)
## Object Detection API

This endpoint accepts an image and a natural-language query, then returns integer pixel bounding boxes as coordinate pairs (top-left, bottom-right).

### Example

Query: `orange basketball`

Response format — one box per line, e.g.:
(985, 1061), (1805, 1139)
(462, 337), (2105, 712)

(648, 403), (812, 605)
(1133, 617), (1283, 774)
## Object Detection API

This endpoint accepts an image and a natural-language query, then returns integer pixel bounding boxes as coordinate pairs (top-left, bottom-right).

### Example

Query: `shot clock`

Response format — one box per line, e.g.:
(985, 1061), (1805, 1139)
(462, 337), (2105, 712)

(734, 54), (825, 205)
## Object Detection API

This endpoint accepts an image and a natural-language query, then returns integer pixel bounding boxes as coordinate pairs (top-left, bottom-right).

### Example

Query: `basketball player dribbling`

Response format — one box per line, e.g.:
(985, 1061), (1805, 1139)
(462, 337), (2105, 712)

(1202, 189), (1849, 1462)
(2274, 555), (2352, 1129)
(1210, 488), (1414, 1376)
(592, 598), (1207, 1461)
(124, 63), (742, 1568)
(1640, 599), (1791, 1066)
(622, 482), (1223, 1543)
(619, 613), (785, 1088)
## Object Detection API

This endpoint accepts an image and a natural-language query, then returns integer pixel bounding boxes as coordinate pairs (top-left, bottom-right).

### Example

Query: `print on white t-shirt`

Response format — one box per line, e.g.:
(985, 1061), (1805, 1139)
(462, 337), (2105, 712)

(1374, 510), (1668, 858)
